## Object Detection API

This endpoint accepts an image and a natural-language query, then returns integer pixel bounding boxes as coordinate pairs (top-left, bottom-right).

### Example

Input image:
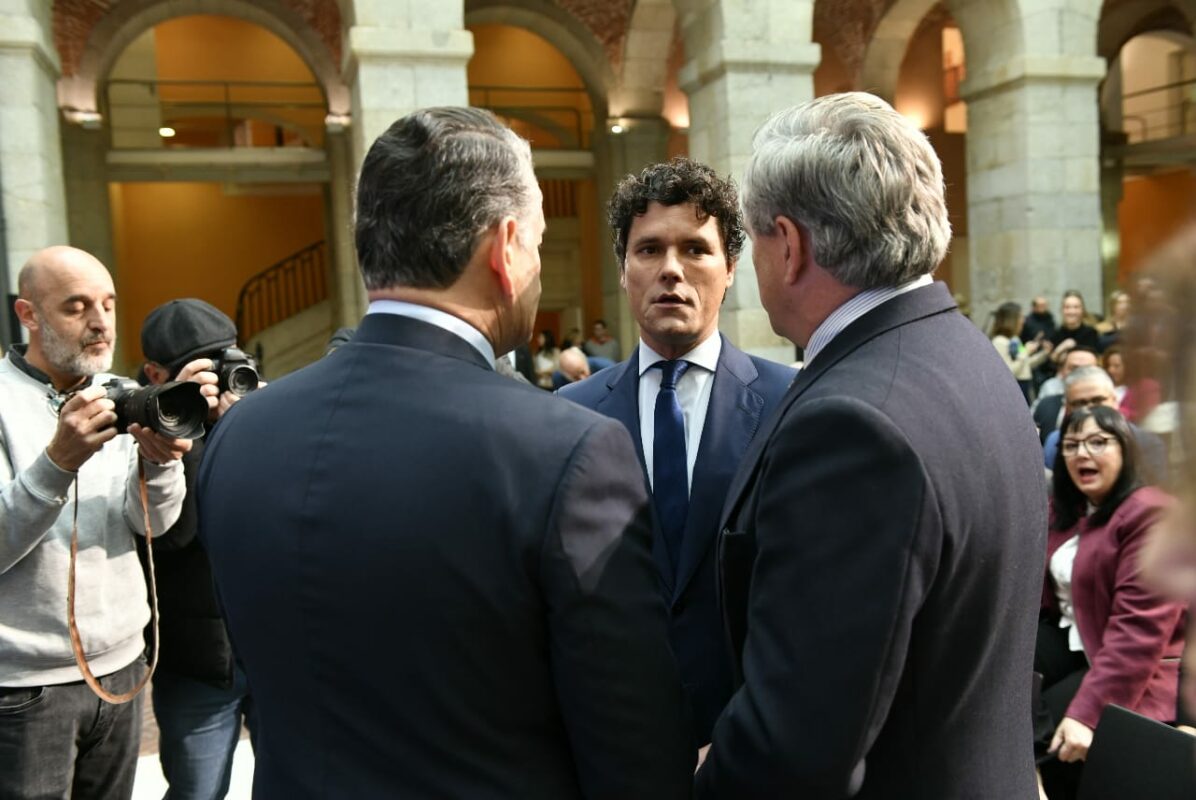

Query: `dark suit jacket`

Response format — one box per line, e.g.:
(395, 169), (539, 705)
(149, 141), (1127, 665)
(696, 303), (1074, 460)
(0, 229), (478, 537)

(1043, 487), (1184, 729)
(558, 337), (794, 744)
(1035, 393), (1065, 445)
(197, 313), (693, 799)
(697, 283), (1048, 799)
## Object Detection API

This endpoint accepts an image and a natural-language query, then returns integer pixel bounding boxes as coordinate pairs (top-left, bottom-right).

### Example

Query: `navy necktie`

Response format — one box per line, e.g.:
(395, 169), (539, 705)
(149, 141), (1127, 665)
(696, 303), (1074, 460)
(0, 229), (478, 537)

(653, 359), (691, 572)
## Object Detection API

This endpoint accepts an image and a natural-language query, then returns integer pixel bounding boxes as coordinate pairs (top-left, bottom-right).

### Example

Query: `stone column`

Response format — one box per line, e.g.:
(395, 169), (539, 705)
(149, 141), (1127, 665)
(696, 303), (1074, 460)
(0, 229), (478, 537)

(961, 56), (1107, 324)
(341, 1), (474, 170)
(0, 2), (67, 297)
(676, 0), (819, 363)
(324, 127), (366, 327)
(59, 123), (124, 363)
(599, 117), (672, 357)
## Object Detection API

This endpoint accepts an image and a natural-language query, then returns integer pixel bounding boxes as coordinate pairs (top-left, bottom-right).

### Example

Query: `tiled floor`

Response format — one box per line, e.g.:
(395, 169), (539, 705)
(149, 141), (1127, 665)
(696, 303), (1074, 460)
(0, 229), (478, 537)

(133, 685), (254, 799)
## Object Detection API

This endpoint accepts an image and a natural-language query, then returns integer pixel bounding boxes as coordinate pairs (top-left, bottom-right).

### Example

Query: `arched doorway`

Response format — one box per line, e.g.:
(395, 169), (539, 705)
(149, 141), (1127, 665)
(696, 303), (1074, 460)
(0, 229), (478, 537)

(466, 20), (607, 357)
(79, 13), (337, 375)
(1101, 26), (1196, 285)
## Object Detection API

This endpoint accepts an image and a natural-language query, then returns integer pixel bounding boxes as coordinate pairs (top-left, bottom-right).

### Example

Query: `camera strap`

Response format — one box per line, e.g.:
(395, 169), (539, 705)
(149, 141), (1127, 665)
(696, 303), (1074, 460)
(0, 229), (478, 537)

(66, 459), (159, 704)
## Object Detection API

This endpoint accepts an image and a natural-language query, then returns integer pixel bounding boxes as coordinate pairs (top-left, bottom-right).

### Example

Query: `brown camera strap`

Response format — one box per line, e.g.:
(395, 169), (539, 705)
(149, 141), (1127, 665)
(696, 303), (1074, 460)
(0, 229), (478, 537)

(66, 458), (159, 704)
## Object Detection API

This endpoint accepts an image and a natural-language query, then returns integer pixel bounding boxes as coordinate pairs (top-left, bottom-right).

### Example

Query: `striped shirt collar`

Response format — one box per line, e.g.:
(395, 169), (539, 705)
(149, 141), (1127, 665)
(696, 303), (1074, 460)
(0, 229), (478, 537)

(803, 274), (934, 367)
(367, 299), (496, 369)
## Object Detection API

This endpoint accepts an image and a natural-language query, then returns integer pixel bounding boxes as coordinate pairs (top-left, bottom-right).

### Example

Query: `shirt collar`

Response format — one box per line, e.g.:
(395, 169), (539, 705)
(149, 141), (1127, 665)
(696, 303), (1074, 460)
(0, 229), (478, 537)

(6, 344), (94, 393)
(638, 331), (722, 376)
(367, 299), (496, 369)
(804, 274), (934, 367)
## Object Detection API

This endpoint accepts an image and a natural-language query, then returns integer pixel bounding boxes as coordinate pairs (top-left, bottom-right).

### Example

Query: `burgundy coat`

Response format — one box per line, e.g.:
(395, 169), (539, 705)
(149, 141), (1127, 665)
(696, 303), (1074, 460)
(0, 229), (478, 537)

(1043, 486), (1186, 728)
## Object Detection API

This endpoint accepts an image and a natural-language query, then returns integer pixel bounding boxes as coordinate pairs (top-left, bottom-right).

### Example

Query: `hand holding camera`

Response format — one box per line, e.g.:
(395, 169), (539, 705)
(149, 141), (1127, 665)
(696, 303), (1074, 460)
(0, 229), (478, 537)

(175, 347), (261, 423)
(46, 386), (120, 472)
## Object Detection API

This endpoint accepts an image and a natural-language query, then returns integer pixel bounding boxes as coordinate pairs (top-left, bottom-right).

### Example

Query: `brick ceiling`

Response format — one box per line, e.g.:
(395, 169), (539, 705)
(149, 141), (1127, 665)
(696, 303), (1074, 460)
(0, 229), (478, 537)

(52, 0), (342, 77)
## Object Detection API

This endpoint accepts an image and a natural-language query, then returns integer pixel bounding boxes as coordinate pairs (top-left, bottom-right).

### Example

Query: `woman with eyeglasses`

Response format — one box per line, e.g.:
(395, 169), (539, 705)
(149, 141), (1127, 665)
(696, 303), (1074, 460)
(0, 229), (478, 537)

(1034, 405), (1186, 799)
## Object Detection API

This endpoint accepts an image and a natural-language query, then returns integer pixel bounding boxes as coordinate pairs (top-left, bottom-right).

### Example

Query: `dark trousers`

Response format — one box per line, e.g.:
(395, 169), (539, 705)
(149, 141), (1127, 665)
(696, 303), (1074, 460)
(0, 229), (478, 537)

(1034, 619), (1088, 800)
(0, 658), (145, 800)
(154, 665), (255, 800)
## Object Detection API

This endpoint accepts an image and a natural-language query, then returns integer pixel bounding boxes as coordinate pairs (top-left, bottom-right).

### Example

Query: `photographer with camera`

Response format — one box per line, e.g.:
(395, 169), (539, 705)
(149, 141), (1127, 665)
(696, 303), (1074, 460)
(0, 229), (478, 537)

(137, 298), (260, 800)
(0, 246), (191, 799)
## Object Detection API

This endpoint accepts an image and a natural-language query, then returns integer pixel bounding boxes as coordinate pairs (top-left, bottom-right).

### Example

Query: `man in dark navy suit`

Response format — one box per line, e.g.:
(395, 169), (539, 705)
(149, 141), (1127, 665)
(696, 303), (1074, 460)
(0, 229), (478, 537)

(559, 158), (794, 745)
(696, 93), (1046, 799)
(197, 108), (693, 799)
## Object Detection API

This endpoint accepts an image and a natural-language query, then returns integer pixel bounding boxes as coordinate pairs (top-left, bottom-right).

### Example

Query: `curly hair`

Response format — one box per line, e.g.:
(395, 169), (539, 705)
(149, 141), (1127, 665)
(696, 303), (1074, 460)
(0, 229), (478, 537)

(607, 157), (745, 266)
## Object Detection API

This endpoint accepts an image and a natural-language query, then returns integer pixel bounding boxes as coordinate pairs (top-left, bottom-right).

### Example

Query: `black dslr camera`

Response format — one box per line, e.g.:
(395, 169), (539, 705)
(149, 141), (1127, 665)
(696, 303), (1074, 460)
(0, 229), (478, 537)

(102, 378), (207, 440)
(210, 347), (260, 397)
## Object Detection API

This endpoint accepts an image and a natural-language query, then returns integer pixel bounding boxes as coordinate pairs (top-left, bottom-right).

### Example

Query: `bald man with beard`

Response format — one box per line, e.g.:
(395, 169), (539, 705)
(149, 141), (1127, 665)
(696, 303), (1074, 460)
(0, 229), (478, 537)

(0, 246), (193, 799)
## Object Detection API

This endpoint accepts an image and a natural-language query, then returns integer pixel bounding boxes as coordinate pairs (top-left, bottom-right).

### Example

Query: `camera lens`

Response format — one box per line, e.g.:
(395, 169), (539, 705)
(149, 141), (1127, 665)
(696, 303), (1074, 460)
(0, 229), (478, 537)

(224, 365), (259, 397)
(104, 379), (206, 440)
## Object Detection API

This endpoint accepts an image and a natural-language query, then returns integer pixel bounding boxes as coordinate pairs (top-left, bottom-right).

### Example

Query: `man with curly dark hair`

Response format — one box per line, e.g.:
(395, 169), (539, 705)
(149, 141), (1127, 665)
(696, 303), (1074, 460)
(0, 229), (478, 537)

(559, 157), (795, 746)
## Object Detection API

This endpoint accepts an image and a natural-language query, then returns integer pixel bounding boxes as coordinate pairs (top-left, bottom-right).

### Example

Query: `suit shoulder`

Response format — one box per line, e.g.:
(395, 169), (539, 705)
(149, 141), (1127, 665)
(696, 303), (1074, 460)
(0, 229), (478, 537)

(556, 361), (629, 409)
(746, 355), (797, 394)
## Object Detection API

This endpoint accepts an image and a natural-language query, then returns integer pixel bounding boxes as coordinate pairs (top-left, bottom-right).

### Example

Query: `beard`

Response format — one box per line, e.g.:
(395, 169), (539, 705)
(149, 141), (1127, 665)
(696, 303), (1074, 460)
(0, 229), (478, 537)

(38, 314), (113, 377)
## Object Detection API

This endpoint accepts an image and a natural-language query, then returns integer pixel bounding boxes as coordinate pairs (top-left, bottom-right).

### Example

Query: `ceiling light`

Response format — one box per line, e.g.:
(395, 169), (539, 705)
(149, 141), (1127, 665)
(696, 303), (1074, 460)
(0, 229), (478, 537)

(610, 124), (624, 134)
(158, 126), (176, 138)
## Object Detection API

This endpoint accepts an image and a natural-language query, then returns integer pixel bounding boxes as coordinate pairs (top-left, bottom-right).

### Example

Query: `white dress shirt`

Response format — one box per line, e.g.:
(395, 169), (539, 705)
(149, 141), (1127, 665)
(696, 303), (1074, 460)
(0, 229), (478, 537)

(1049, 533), (1086, 654)
(367, 299), (496, 369)
(638, 333), (722, 493)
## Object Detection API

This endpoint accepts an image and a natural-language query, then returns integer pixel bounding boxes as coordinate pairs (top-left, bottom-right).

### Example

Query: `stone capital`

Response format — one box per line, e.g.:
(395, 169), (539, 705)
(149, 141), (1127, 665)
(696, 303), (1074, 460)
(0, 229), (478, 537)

(961, 54), (1106, 102)
(0, 14), (61, 77)
(678, 41), (820, 95)
(343, 26), (474, 81)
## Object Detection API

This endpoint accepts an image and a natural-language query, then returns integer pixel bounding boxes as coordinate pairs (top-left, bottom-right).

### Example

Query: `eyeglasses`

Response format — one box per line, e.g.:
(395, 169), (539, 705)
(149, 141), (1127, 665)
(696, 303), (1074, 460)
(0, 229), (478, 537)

(1061, 435), (1116, 458)
(1066, 395), (1111, 410)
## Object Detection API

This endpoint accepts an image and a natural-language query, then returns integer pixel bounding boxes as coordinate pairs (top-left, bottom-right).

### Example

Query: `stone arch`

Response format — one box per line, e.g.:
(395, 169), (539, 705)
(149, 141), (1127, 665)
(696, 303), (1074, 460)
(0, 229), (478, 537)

(859, 0), (941, 101)
(58, 0), (350, 119)
(465, 0), (614, 120)
(1100, 0), (1196, 61)
(858, 0), (1030, 103)
(612, 0), (676, 117)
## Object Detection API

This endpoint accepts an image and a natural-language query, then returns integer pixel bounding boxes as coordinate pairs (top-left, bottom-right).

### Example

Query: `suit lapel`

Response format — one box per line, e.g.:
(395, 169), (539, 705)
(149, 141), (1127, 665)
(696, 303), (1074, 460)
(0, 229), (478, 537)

(716, 282), (959, 533)
(672, 341), (763, 600)
(595, 353), (646, 472)
(595, 354), (676, 592)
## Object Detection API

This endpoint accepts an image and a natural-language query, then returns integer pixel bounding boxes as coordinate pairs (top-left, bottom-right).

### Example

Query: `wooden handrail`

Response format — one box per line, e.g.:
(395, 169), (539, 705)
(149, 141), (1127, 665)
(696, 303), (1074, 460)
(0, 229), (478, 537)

(236, 241), (328, 343)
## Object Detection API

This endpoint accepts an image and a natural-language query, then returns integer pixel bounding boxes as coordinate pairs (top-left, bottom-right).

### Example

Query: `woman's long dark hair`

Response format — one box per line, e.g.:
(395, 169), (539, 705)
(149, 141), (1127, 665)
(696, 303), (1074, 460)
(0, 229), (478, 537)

(990, 302), (1022, 339)
(1052, 405), (1144, 530)
(539, 329), (558, 354)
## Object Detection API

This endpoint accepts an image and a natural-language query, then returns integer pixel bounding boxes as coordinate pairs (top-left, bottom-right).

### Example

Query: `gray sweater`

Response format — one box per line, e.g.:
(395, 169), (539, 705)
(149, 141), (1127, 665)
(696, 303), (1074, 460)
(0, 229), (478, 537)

(0, 351), (185, 686)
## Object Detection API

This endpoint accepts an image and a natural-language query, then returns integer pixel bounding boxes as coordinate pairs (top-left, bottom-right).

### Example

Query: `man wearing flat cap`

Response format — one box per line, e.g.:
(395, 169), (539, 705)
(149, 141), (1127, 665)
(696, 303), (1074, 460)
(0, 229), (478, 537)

(138, 298), (258, 799)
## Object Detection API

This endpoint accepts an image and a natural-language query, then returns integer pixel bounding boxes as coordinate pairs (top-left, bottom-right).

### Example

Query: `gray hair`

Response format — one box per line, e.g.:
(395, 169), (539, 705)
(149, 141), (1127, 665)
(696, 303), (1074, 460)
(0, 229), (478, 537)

(741, 92), (951, 290)
(354, 107), (537, 291)
(1065, 365), (1115, 392)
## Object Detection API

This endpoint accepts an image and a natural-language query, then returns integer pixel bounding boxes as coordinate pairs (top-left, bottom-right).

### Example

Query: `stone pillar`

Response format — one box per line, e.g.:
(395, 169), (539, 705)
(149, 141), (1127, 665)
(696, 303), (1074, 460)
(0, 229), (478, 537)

(961, 56), (1107, 325)
(60, 123), (123, 363)
(342, 1), (474, 170)
(0, 2), (67, 295)
(325, 128), (366, 327)
(676, 0), (819, 363)
(599, 118), (671, 358)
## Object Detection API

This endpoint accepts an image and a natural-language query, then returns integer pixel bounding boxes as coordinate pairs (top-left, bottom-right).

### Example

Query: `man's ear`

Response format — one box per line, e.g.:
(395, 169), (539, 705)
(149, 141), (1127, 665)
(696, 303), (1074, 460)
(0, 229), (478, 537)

(488, 216), (520, 300)
(143, 362), (171, 386)
(618, 261), (627, 290)
(13, 298), (37, 332)
(725, 256), (737, 289)
(775, 216), (810, 286)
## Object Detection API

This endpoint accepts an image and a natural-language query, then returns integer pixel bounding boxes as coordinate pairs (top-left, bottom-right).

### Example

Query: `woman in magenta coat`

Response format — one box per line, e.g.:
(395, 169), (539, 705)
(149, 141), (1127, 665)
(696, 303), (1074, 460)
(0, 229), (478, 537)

(1035, 405), (1185, 798)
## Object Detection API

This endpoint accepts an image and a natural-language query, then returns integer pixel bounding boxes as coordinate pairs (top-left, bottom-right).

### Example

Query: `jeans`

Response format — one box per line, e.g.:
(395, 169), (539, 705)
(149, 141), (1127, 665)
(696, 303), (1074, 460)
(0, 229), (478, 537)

(153, 665), (254, 800)
(0, 658), (145, 800)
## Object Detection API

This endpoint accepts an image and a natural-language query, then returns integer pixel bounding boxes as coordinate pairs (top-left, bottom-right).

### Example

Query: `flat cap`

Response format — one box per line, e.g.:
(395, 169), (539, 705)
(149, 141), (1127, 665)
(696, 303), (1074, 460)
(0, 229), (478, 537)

(142, 298), (237, 370)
